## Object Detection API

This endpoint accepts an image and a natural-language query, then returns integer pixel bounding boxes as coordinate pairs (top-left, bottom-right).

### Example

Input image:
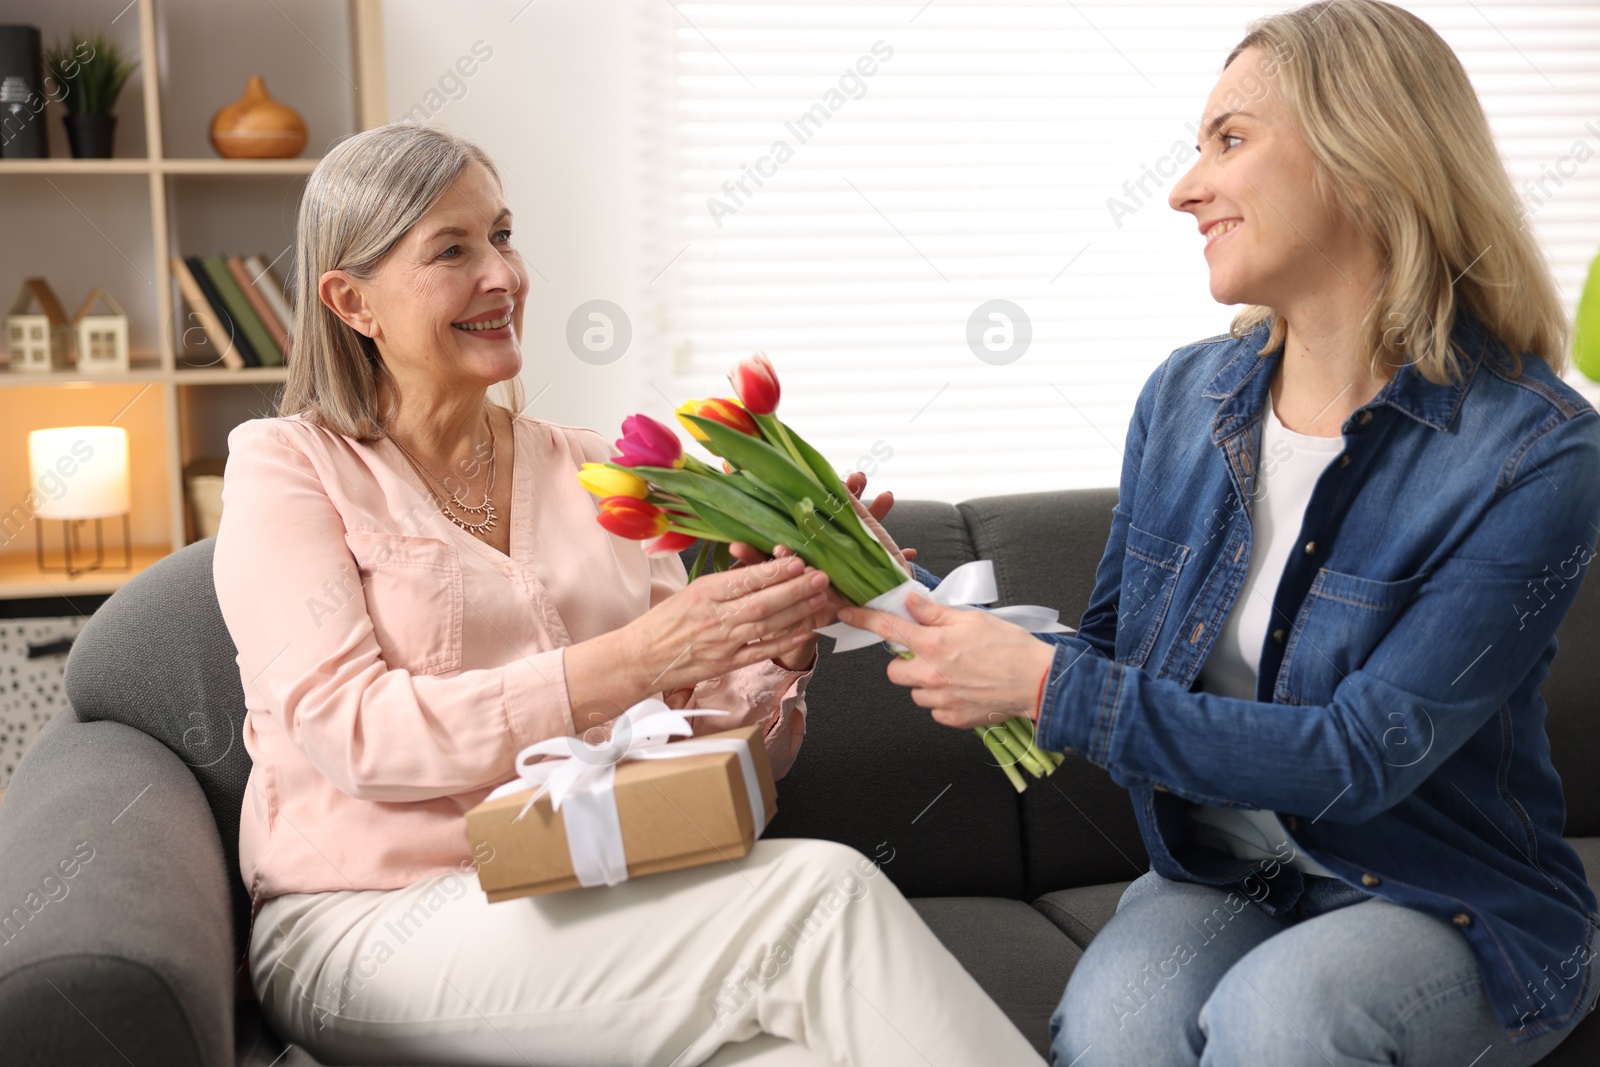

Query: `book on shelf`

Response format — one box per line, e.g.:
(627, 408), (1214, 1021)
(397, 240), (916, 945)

(181, 255), (259, 367)
(200, 255), (282, 367)
(243, 254), (294, 342)
(170, 257), (244, 369)
(171, 251), (296, 373)
(225, 256), (291, 360)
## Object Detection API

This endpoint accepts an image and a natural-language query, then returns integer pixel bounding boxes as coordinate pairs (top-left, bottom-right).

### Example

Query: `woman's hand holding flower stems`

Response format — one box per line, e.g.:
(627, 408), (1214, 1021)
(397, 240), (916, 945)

(824, 491), (1065, 791)
(840, 471), (917, 576)
(838, 593), (1058, 731)
(725, 471), (915, 670)
(564, 555), (828, 731)
(763, 544), (832, 671)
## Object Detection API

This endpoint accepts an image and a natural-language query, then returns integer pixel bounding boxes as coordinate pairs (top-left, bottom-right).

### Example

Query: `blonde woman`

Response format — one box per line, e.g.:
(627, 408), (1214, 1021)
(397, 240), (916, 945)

(213, 123), (1045, 1066)
(842, 2), (1600, 1064)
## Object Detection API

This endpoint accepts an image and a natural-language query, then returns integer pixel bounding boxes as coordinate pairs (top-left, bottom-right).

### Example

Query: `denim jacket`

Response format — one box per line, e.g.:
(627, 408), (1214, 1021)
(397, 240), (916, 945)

(1027, 313), (1600, 1043)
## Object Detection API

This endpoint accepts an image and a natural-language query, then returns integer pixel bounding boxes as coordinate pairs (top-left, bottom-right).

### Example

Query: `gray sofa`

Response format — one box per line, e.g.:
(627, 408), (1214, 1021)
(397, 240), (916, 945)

(1, 488), (1596, 1065)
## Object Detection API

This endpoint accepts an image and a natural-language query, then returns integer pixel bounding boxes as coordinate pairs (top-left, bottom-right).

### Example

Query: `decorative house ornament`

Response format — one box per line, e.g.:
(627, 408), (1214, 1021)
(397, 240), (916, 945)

(209, 75), (307, 159)
(5, 277), (71, 372)
(70, 288), (129, 373)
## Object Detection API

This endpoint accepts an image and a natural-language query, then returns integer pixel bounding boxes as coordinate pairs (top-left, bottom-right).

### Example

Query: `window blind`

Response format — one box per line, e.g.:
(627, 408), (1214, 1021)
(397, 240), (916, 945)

(637, 1), (1600, 502)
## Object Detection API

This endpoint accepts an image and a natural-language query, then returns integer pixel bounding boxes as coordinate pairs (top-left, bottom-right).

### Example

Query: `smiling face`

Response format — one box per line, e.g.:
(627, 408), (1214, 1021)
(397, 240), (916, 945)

(321, 159), (528, 401)
(1168, 46), (1370, 311)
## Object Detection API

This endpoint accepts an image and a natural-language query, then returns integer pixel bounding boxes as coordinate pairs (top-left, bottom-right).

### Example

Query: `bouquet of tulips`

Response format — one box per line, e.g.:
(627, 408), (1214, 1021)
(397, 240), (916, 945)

(579, 353), (1065, 792)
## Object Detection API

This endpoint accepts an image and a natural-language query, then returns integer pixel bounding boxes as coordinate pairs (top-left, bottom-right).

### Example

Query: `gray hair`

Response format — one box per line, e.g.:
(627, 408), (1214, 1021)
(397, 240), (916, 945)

(277, 122), (525, 441)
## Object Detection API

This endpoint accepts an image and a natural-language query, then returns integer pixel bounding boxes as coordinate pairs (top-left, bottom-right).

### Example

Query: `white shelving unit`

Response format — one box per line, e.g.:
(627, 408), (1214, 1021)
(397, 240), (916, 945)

(0, 0), (385, 599)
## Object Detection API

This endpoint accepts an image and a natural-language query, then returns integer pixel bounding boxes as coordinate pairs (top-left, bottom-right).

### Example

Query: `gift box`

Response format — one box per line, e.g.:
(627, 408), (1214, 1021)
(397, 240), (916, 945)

(467, 721), (777, 902)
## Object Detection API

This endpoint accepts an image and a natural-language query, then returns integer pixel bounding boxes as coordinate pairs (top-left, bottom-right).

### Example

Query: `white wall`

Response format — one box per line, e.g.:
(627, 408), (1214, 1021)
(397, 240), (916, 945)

(380, 0), (649, 439)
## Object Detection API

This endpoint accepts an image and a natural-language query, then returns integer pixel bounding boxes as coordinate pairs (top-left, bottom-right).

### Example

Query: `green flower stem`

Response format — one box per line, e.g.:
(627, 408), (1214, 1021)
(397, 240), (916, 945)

(735, 477), (890, 597)
(663, 517), (725, 541)
(775, 416), (907, 579)
(627, 467), (782, 546)
(686, 538), (715, 581)
(682, 455), (722, 477)
(1002, 714), (1057, 775)
(781, 498), (900, 600)
(731, 470), (801, 519)
(648, 491), (698, 519)
(1003, 710), (1039, 749)
(751, 410), (810, 470)
(978, 727), (1028, 793)
(990, 721), (1050, 778)
(715, 461), (899, 600)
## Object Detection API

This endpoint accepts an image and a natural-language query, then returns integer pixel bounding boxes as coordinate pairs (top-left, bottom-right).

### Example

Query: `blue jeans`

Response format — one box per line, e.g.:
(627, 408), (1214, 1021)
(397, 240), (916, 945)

(1049, 871), (1600, 1066)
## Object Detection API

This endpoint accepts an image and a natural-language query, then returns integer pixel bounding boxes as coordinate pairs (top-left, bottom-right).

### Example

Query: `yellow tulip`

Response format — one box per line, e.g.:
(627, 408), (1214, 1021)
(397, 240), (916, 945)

(675, 399), (712, 441)
(578, 462), (647, 499)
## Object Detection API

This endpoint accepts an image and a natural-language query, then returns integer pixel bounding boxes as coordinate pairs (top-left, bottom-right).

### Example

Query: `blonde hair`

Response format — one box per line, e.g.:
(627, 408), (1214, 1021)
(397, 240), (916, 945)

(1224, 0), (1566, 382)
(277, 122), (525, 441)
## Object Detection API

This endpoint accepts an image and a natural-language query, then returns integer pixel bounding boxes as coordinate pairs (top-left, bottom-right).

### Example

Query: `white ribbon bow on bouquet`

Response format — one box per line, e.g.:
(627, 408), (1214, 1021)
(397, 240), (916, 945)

(483, 698), (767, 888)
(813, 559), (1073, 653)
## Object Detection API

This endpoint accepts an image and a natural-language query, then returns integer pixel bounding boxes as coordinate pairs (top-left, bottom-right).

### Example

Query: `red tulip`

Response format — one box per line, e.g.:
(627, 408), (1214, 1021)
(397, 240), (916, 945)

(645, 531), (698, 556)
(614, 414), (684, 469)
(596, 496), (668, 540)
(730, 352), (780, 416)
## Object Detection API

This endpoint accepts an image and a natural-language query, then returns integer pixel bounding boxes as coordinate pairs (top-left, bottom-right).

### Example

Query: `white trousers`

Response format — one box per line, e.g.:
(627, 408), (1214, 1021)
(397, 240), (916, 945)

(250, 838), (1046, 1067)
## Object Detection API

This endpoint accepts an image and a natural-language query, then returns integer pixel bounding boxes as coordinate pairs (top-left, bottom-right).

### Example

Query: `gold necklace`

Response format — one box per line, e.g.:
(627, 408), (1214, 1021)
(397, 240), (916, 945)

(388, 409), (498, 533)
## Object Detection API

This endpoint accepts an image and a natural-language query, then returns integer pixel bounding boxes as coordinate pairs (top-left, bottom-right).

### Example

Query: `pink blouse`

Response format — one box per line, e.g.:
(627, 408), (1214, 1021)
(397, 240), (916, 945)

(213, 412), (812, 910)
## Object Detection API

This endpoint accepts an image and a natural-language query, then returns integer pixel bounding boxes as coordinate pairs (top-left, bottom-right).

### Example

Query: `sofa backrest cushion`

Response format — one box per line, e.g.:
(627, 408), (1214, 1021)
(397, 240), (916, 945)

(64, 538), (255, 959)
(960, 489), (1151, 898)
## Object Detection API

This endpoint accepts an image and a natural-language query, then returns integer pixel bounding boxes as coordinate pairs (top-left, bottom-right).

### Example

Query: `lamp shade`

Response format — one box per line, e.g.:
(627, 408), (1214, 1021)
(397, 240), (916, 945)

(29, 426), (130, 520)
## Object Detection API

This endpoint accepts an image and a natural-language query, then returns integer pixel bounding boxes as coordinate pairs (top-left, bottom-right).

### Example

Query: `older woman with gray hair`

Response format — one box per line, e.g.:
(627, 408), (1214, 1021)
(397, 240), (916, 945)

(212, 122), (1043, 1067)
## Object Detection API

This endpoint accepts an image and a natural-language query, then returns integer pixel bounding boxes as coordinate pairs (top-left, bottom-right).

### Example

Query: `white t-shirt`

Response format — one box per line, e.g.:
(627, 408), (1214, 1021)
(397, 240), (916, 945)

(1187, 394), (1343, 877)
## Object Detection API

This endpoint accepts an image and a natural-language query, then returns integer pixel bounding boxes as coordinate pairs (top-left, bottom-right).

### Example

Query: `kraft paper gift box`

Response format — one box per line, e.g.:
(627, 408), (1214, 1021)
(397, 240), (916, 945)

(467, 722), (777, 902)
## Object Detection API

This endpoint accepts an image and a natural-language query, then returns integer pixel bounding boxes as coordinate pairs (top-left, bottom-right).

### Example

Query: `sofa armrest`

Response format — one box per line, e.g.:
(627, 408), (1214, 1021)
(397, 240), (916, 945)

(0, 710), (234, 1067)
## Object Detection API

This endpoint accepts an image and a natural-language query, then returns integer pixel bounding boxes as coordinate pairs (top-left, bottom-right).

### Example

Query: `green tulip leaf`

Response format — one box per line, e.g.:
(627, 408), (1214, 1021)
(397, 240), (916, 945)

(626, 462), (879, 603)
(779, 419), (906, 577)
(686, 538), (714, 582)
(682, 416), (831, 505)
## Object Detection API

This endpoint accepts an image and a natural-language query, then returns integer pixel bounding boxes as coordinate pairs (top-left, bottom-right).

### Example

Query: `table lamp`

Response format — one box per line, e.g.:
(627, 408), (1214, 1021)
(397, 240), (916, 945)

(29, 425), (131, 577)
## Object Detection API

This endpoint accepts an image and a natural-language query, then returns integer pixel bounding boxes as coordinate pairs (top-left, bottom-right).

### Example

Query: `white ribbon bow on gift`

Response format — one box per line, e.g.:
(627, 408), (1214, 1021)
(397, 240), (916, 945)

(483, 698), (766, 889)
(814, 559), (1073, 653)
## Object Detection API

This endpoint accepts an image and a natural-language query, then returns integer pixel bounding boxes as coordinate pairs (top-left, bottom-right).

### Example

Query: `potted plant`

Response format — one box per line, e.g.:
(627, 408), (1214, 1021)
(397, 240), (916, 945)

(45, 29), (138, 159)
